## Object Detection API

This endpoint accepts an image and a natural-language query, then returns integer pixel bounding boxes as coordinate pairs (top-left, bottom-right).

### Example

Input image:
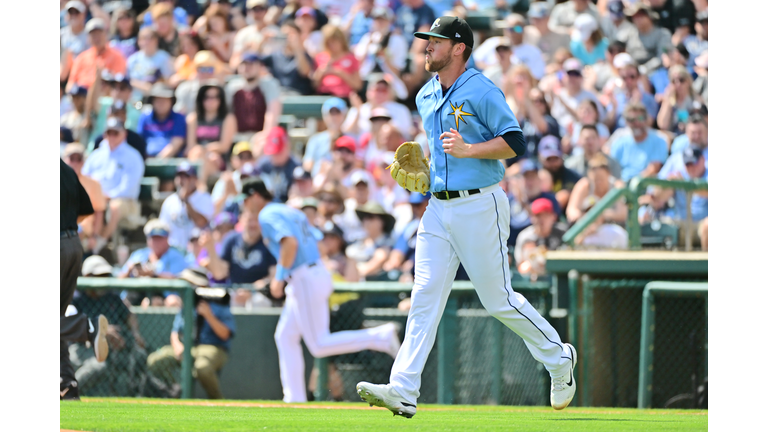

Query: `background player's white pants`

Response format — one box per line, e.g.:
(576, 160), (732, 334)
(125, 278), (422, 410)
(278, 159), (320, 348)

(275, 263), (395, 402)
(389, 186), (573, 405)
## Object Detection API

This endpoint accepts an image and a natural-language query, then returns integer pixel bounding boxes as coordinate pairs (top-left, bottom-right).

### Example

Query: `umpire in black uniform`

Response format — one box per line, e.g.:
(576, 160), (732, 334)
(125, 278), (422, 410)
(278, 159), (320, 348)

(60, 159), (110, 400)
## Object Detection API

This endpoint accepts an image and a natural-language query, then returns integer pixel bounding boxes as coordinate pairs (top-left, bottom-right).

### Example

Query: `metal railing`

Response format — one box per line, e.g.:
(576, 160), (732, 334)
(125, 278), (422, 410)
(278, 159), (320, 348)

(562, 177), (708, 251)
(638, 281), (708, 409)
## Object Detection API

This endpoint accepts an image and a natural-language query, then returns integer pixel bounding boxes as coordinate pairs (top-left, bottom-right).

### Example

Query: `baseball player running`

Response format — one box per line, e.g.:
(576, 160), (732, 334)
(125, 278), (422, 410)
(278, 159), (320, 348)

(239, 177), (401, 403)
(357, 17), (576, 417)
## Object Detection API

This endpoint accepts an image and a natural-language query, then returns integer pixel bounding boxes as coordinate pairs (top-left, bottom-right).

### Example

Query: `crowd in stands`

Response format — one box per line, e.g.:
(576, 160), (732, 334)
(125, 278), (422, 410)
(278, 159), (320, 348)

(62, 0), (709, 297)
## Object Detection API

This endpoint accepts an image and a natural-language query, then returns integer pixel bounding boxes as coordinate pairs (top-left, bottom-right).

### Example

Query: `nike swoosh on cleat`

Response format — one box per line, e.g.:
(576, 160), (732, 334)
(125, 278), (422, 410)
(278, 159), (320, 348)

(566, 370), (573, 387)
(402, 402), (416, 408)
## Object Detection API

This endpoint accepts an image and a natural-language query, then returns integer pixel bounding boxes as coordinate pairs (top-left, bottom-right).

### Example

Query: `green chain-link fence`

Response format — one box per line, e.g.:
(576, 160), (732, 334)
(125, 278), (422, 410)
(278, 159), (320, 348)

(569, 276), (708, 408)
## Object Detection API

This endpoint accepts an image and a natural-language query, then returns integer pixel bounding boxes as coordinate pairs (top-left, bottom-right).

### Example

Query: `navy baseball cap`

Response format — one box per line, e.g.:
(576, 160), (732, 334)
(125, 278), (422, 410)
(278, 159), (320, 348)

(682, 147), (703, 165)
(68, 85), (88, 97)
(241, 52), (261, 64)
(239, 177), (273, 201)
(175, 161), (197, 177)
(414, 16), (474, 48)
(409, 191), (431, 204)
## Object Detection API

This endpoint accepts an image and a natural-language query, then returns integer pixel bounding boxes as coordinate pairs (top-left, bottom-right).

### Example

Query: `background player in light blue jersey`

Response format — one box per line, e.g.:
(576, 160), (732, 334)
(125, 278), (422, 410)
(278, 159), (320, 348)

(358, 16), (577, 418)
(238, 177), (401, 403)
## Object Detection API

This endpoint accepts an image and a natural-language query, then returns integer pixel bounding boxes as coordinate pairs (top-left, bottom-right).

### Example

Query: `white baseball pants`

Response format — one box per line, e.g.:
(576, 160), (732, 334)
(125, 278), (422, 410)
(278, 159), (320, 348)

(389, 185), (573, 405)
(274, 263), (395, 402)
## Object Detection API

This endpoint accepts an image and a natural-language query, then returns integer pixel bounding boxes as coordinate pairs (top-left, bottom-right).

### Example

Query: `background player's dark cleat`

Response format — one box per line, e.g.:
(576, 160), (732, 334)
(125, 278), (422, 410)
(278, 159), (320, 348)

(89, 315), (110, 362)
(356, 382), (416, 418)
(551, 343), (578, 410)
(60, 382), (80, 401)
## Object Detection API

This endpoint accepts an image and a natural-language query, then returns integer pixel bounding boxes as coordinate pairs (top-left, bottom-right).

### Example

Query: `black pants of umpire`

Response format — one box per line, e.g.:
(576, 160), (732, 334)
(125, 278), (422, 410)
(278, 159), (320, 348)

(61, 235), (91, 389)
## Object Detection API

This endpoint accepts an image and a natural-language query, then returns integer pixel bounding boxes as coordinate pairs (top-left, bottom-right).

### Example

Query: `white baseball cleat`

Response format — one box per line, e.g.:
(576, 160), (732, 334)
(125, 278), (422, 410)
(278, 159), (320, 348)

(551, 343), (577, 410)
(92, 314), (110, 363)
(356, 382), (416, 418)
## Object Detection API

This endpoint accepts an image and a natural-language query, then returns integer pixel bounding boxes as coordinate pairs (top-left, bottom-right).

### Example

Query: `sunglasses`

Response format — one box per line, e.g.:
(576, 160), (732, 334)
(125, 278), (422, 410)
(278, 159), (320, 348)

(509, 25), (523, 33)
(117, 15), (132, 21)
(197, 66), (215, 74)
(251, 6), (267, 12)
(566, 70), (582, 77)
(626, 115), (647, 123)
(335, 147), (354, 154)
(533, 98), (546, 103)
(238, 152), (254, 160)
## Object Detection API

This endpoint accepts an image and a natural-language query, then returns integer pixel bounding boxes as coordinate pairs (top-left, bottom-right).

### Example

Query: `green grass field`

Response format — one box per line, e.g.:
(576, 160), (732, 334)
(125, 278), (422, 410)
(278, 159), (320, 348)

(60, 398), (707, 431)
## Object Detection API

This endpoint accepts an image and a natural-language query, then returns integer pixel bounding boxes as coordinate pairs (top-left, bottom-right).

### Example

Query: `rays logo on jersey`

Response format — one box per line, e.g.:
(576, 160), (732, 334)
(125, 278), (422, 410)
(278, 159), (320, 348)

(446, 101), (474, 132)
(430, 18), (440, 30)
(234, 246), (264, 269)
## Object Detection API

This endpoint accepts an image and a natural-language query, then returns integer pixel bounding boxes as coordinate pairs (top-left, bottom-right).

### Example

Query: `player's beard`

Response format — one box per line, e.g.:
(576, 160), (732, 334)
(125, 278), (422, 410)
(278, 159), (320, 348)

(426, 52), (452, 73)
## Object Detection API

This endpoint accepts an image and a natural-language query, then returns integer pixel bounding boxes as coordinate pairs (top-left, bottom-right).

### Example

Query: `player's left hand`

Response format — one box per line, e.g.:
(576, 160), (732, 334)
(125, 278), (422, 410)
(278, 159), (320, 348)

(270, 279), (287, 300)
(440, 128), (471, 158)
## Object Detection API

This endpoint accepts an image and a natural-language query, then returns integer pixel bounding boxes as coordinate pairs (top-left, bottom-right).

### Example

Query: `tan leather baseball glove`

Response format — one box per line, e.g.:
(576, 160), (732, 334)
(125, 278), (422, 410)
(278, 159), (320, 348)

(388, 142), (430, 195)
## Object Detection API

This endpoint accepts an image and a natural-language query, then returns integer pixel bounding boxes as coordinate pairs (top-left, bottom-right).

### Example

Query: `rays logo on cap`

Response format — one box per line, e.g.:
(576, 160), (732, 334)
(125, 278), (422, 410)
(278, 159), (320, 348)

(455, 33), (461, 38)
(431, 18), (440, 30)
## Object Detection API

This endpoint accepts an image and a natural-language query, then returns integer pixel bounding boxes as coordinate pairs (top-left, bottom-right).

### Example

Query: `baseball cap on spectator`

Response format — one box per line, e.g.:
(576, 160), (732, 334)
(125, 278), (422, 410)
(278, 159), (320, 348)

(369, 107), (392, 122)
(64, 142), (86, 158)
(333, 135), (356, 153)
(613, 52), (636, 69)
(573, 14), (598, 43)
(519, 158), (539, 175)
(322, 97), (348, 116)
(232, 141), (252, 157)
(668, 43), (690, 60)
(68, 85), (88, 97)
(414, 16), (474, 48)
(109, 99), (127, 114)
(371, 7), (394, 20)
(538, 135), (562, 159)
(247, 0), (268, 8)
(409, 191), (432, 204)
(176, 161), (197, 177)
(531, 198), (554, 215)
(300, 197), (319, 210)
(144, 219), (171, 237)
(495, 38), (512, 51)
(296, 6), (316, 18)
(241, 52), (261, 64)
(293, 166), (312, 181)
(350, 170), (370, 186)
(690, 101), (707, 117)
(66, 1), (86, 13)
(82, 255), (113, 277)
(240, 177), (273, 201)
(264, 127), (288, 155)
(211, 212), (237, 229)
(105, 117), (125, 132)
(60, 127), (75, 144)
(676, 16), (691, 29)
(607, 0), (624, 19)
(85, 18), (106, 33)
(682, 147), (703, 165)
(320, 221), (346, 247)
(240, 162), (257, 177)
(563, 58), (583, 75)
(527, 2), (551, 19)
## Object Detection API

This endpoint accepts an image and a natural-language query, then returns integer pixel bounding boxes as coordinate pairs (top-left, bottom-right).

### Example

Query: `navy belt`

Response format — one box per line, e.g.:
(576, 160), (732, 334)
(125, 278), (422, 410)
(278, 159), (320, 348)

(433, 189), (481, 200)
(61, 229), (79, 238)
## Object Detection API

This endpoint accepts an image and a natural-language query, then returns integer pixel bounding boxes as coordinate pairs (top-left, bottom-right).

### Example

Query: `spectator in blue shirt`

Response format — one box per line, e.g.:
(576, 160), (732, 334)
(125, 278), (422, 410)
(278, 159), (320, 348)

(610, 58), (659, 129)
(570, 14), (608, 66)
(147, 268), (236, 399)
(609, 103), (668, 182)
(343, 0), (374, 46)
(670, 111), (708, 161)
(118, 219), (190, 306)
(138, 83), (187, 158)
(127, 28), (175, 101)
(141, 0), (189, 30)
(81, 117), (145, 242)
(650, 147), (708, 250)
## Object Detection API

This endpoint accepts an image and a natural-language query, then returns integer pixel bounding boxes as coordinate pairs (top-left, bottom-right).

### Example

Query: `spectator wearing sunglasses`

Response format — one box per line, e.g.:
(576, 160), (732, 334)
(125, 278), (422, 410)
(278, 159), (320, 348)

(82, 117), (145, 242)
(92, 99), (148, 159)
(609, 102), (668, 182)
(604, 56), (658, 130)
(548, 0), (600, 35)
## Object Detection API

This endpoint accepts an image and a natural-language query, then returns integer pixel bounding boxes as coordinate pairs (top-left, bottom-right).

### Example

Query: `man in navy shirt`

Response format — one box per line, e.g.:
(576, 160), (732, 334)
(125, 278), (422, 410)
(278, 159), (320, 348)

(137, 84), (187, 158)
(147, 268), (237, 399)
(203, 210), (276, 285)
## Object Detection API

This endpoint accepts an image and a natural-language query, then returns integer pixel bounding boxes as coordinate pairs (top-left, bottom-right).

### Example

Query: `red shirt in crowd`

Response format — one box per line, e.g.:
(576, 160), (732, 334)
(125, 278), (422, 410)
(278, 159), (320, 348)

(314, 52), (360, 99)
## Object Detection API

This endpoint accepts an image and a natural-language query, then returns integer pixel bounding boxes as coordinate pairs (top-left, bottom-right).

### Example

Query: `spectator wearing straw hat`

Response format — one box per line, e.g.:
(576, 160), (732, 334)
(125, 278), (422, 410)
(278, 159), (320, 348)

(159, 162), (215, 250)
(146, 268), (236, 399)
(138, 83), (187, 158)
(347, 201), (396, 280)
(68, 18), (128, 91)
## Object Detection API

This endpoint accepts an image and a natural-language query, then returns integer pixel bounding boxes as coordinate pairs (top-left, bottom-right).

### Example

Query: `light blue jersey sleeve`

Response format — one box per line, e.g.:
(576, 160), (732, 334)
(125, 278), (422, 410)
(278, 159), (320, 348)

(258, 204), (321, 271)
(476, 87), (522, 137)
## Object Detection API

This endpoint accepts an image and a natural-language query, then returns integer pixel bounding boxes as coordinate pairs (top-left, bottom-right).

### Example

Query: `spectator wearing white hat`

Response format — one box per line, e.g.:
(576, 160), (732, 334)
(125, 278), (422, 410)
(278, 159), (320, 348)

(549, 58), (605, 133)
(118, 219), (189, 281)
(303, 98), (348, 177)
(525, 1), (571, 64)
(67, 18), (128, 91)
(61, 1), (89, 58)
(570, 14), (608, 66)
(548, 0), (600, 35)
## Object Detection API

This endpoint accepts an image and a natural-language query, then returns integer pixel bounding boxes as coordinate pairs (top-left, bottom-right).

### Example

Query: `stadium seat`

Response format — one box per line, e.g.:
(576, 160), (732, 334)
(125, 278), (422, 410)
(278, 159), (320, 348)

(281, 95), (334, 119)
(640, 222), (679, 250)
(144, 159), (202, 182)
